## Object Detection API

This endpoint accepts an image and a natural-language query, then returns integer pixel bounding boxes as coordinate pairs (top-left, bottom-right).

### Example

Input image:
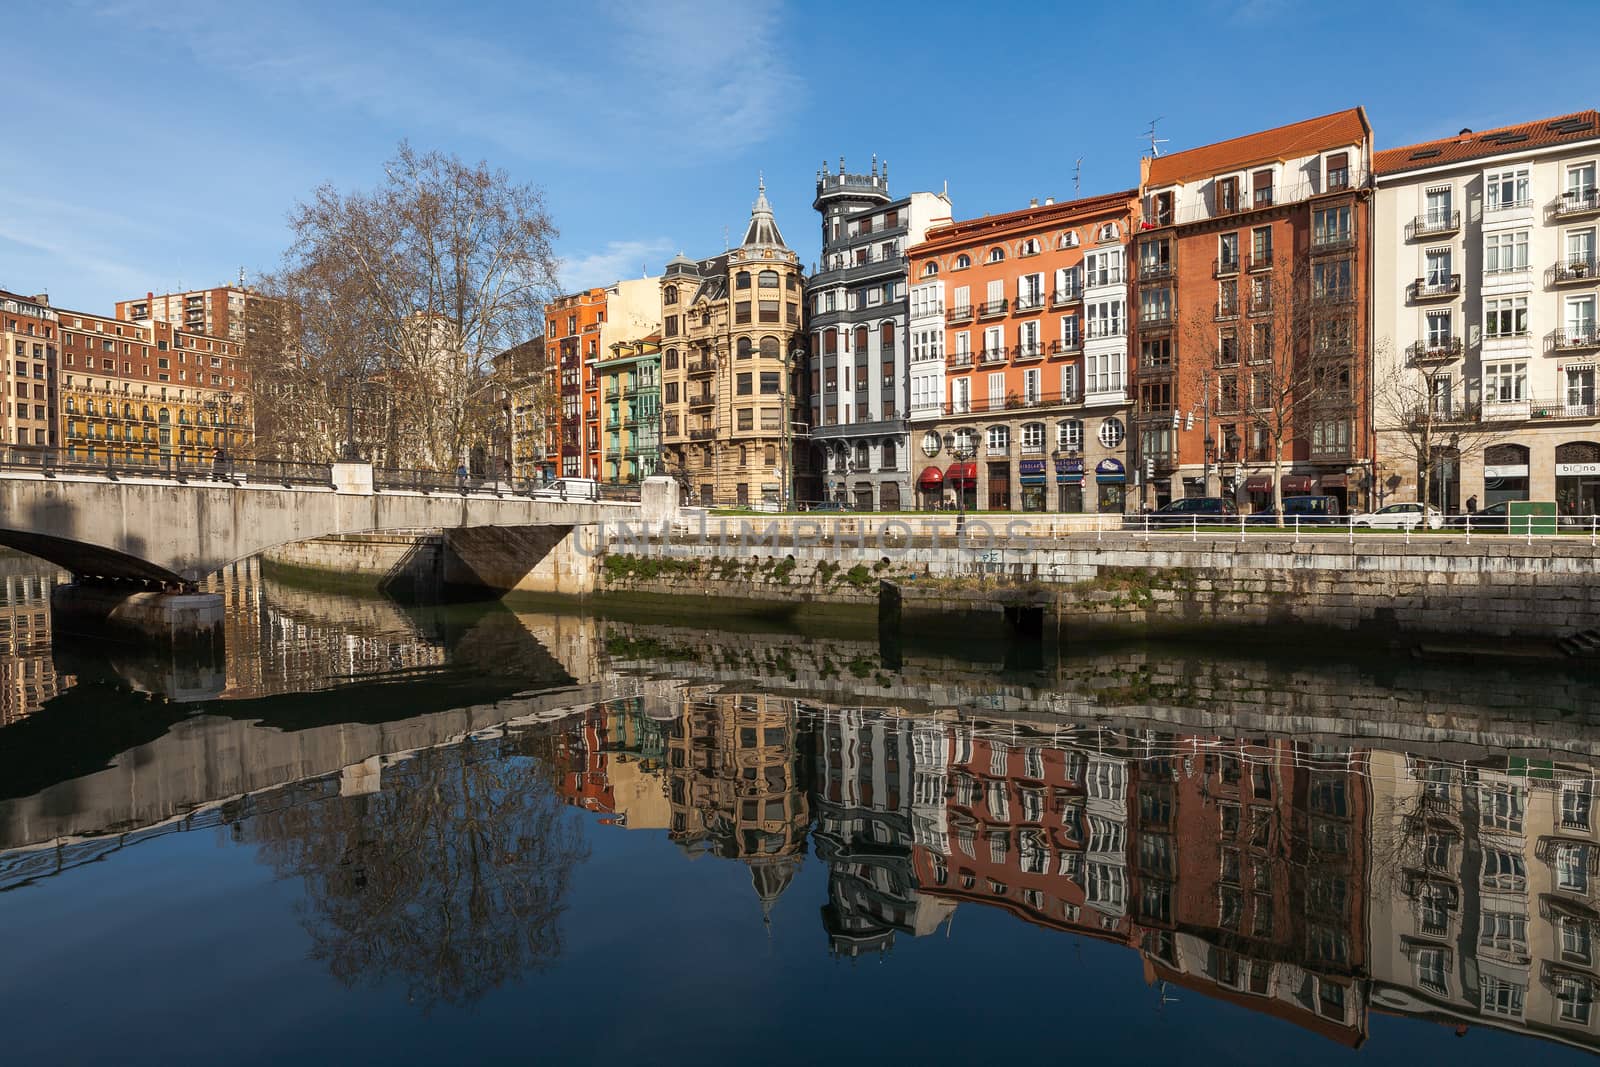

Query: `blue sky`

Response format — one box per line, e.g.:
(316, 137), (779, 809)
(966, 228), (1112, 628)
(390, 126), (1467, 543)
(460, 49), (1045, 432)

(3, 0), (1595, 315)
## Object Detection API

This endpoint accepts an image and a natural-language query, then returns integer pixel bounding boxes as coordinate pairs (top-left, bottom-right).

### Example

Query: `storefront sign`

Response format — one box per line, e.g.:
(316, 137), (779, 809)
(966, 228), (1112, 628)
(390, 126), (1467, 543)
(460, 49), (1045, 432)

(1557, 463), (1600, 477)
(1054, 458), (1083, 474)
(1483, 464), (1530, 479)
(1095, 458), (1125, 484)
(1019, 459), (1047, 475)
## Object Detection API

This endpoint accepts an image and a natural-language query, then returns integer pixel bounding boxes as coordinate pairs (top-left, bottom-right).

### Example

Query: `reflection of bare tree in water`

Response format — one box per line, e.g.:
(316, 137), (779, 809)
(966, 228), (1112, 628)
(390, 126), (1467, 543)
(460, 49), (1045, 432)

(243, 733), (589, 1009)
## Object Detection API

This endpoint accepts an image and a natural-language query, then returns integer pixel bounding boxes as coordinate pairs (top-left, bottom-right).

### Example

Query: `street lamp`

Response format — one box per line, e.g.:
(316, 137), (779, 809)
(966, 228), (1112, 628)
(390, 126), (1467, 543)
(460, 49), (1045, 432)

(784, 341), (805, 511)
(943, 430), (976, 522)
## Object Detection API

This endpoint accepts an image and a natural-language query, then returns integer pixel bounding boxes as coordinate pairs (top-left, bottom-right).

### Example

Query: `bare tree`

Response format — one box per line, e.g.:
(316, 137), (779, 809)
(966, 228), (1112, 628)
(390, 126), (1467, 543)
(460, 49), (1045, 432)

(1372, 344), (1510, 512)
(1181, 258), (1361, 524)
(258, 144), (560, 469)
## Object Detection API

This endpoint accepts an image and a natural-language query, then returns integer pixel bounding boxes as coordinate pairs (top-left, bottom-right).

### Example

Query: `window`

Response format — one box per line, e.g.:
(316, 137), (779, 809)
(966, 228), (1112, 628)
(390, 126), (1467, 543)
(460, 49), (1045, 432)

(760, 371), (780, 394)
(955, 253), (971, 270)
(758, 269), (778, 288)
(1563, 916), (1593, 964)
(736, 372), (753, 395)
(1558, 844), (1591, 893)
(1252, 169), (1274, 207)
(1479, 908), (1528, 956)
(1426, 311), (1453, 346)
(1060, 230), (1080, 248)
(1086, 300), (1125, 339)
(1219, 232), (1239, 268)
(1313, 205), (1351, 247)
(1018, 273), (1045, 310)
(1481, 848), (1526, 891)
(1481, 783), (1525, 831)
(1558, 977), (1594, 1025)
(1482, 230), (1529, 275)
(1018, 319), (1040, 357)
(1414, 946), (1449, 996)
(987, 247), (1005, 264)
(1060, 315), (1081, 348)
(1020, 237), (1041, 256)
(1562, 784), (1593, 830)
(1484, 361), (1527, 403)
(1021, 422), (1043, 452)
(1087, 350), (1125, 395)
(1098, 417), (1125, 448)
(1487, 168), (1531, 210)
(1084, 250), (1122, 287)
(986, 425), (1010, 453)
(736, 271), (751, 290)
(922, 262), (938, 277)
(1480, 975), (1525, 1019)
(1485, 297), (1528, 338)
(735, 302), (751, 324)
(1059, 419), (1083, 450)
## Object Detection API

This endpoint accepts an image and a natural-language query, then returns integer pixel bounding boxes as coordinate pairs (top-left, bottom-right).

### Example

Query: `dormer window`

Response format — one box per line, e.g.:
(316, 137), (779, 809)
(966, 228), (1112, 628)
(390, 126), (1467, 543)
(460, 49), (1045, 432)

(986, 247), (1005, 264)
(1020, 237), (1041, 256)
(1217, 177), (1241, 214)
(1326, 152), (1350, 191)
(1151, 192), (1173, 225)
(1253, 169), (1274, 208)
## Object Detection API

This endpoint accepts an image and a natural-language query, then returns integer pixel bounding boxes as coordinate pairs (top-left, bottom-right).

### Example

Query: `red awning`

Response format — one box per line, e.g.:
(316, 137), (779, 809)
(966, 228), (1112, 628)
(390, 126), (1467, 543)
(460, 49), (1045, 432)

(945, 462), (977, 485)
(1282, 475), (1315, 494)
(1320, 473), (1347, 489)
(917, 465), (944, 488)
(1243, 475), (1272, 493)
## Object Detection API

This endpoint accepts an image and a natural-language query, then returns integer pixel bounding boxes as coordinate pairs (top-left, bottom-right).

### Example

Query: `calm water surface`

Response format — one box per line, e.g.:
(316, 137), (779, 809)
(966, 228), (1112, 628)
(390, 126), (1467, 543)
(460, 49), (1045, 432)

(2, 553), (1599, 1065)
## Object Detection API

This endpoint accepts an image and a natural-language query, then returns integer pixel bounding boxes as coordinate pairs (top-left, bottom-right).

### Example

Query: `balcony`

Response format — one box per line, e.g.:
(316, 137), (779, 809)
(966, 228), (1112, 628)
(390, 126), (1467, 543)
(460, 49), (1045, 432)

(689, 428), (717, 441)
(1312, 229), (1356, 255)
(941, 389), (1081, 416)
(688, 394), (714, 411)
(1248, 294), (1274, 315)
(946, 351), (974, 370)
(1138, 260), (1174, 282)
(1552, 188), (1600, 221)
(1048, 338), (1082, 356)
(1139, 306), (1177, 329)
(1050, 286), (1082, 307)
(1013, 342), (1045, 362)
(1549, 257), (1598, 286)
(977, 299), (1009, 320)
(946, 304), (974, 324)
(1215, 300), (1240, 322)
(1551, 327), (1600, 352)
(1215, 194), (1245, 218)
(1312, 286), (1355, 307)
(1013, 293), (1046, 314)
(1407, 275), (1461, 301)
(687, 359), (716, 376)
(1483, 396), (1599, 422)
(978, 347), (1009, 366)
(1213, 256), (1241, 278)
(1407, 338), (1463, 365)
(1406, 211), (1461, 240)
(1248, 250), (1274, 272)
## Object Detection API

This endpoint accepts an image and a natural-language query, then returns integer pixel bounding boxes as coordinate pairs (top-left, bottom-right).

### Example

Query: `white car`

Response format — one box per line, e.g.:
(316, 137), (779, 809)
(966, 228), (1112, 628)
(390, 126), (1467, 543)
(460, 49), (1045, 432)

(530, 477), (600, 502)
(1351, 502), (1443, 530)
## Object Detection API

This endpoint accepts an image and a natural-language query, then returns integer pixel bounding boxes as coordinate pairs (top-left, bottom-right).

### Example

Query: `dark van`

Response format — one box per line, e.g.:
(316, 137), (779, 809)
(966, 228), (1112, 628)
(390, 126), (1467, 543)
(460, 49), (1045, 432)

(1247, 494), (1342, 525)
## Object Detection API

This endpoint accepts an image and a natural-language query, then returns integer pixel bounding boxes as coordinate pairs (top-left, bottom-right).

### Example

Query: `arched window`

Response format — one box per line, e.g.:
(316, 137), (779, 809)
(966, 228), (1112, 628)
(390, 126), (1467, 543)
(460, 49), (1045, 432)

(760, 336), (779, 359)
(880, 322), (896, 354)
(1058, 420), (1083, 450)
(923, 262), (939, 277)
(1060, 231), (1079, 249)
(736, 271), (752, 290)
(664, 286), (678, 305)
(854, 326), (870, 354)
(737, 337), (753, 359)
(758, 269), (779, 288)
(665, 348), (679, 369)
(987, 247), (1005, 264)
(987, 425), (1010, 451)
(1020, 237), (1041, 256)
(955, 254), (971, 270)
(1021, 422), (1044, 452)
(953, 427), (977, 453)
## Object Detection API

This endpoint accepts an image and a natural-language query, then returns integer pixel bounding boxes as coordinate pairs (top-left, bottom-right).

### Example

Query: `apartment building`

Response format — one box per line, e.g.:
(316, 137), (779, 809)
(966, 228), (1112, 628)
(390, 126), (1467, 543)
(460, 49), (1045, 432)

(491, 336), (546, 484)
(908, 191), (1137, 512)
(806, 157), (950, 510)
(58, 304), (251, 465)
(1367, 749), (1600, 1053)
(544, 288), (606, 480)
(1, 290), (59, 451)
(598, 335), (662, 483)
(1372, 110), (1600, 517)
(1134, 109), (1374, 511)
(116, 284), (263, 347)
(658, 180), (806, 507)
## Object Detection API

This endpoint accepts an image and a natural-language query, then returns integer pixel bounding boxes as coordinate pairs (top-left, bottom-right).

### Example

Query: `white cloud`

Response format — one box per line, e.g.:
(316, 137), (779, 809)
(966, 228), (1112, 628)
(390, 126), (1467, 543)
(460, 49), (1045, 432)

(559, 238), (677, 291)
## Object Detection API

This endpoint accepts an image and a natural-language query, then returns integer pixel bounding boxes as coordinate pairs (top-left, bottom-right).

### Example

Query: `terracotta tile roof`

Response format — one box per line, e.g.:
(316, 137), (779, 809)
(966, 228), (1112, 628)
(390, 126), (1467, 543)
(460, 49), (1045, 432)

(914, 188), (1138, 252)
(1146, 108), (1370, 187)
(1374, 110), (1600, 176)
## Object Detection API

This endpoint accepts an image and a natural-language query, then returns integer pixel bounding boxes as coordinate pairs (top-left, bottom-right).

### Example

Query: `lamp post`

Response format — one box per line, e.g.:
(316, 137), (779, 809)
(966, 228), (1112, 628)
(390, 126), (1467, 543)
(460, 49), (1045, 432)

(784, 341), (805, 511)
(944, 430), (976, 523)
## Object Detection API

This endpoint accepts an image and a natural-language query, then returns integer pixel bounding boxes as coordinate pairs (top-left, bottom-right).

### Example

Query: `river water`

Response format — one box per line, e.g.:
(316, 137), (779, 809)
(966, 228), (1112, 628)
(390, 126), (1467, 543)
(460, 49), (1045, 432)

(2, 552), (1599, 1064)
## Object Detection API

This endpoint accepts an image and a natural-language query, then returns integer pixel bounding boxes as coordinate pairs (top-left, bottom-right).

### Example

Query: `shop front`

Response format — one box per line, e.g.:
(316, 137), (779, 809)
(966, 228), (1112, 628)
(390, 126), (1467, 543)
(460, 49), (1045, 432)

(1482, 443), (1530, 507)
(1556, 441), (1600, 519)
(1243, 474), (1271, 512)
(1319, 472), (1348, 511)
(987, 462), (1011, 511)
(1056, 457), (1084, 512)
(945, 463), (977, 511)
(1095, 458), (1126, 514)
(1282, 474), (1315, 497)
(917, 465), (944, 509)
(1019, 459), (1048, 512)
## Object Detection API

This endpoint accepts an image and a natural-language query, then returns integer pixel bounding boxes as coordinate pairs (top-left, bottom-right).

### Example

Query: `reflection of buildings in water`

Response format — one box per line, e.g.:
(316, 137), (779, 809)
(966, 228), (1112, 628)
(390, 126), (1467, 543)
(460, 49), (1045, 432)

(810, 706), (955, 958)
(0, 565), (68, 725)
(505, 611), (606, 686)
(1368, 751), (1600, 1053)
(553, 697), (671, 830)
(666, 690), (810, 922)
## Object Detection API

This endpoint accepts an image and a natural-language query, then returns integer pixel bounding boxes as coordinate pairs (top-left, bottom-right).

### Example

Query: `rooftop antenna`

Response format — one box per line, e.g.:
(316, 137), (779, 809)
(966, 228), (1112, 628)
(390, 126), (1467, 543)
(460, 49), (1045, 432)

(1145, 118), (1169, 158)
(1074, 157), (1084, 195)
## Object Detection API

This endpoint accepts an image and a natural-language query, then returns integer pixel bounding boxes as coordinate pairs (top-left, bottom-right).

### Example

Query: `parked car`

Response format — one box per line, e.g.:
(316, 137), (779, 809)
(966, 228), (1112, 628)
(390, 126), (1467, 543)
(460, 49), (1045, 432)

(804, 500), (851, 513)
(1246, 494), (1344, 525)
(1350, 502), (1443, 530)
(530, 477), (600, 502)
(1141, 497), (1240, 526)
(1448, 501), (1511, 531)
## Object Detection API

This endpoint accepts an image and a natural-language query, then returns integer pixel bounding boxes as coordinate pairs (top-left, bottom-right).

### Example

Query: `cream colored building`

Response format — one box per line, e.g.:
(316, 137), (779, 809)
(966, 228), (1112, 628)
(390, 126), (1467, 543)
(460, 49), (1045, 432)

(658, 180), (806, 507)
(1372, 111), (1600, 516)
(1367, 748), (1600, 1052)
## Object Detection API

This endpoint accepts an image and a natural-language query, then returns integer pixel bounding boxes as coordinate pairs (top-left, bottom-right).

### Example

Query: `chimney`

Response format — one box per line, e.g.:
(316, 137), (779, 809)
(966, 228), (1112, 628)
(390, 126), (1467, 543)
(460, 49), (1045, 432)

(1458, 128), (1473, 142)
(1029, 197), (1039, 208)
(1044, 197), (1055, 205)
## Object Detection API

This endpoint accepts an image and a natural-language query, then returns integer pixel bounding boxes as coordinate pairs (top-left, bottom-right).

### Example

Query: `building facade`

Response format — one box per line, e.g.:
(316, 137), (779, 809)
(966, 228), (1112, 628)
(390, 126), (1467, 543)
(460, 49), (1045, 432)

(598, 335), (662, 483)
(116, 284), (264, 347)
(491, 336), (546, 484)
(544, 288), (606, 480)
(1, 290), (59, 452)
(658, 180), (806, 507)
(1372, 110), (1600, 517)
(58, 304), (252, 465)
(805, 157), (950, 510)
(907, 191), (1138, 512)
(1133, 109), (1374, 511)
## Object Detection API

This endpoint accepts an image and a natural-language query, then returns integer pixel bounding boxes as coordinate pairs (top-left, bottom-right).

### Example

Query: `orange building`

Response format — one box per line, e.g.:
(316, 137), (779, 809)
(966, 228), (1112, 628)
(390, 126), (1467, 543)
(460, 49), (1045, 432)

(544, 288), (607, 480)
(1, 289), (59, 451)
(907, 191), (1138, 512)
(115, 284), (265, 347)
(1132, 109), (1374, 510)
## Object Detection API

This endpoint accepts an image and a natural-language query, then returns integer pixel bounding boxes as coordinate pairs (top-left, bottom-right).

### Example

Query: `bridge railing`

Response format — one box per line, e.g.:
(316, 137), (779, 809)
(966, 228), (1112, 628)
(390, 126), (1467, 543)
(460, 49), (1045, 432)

(0, 447), (334, 487)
